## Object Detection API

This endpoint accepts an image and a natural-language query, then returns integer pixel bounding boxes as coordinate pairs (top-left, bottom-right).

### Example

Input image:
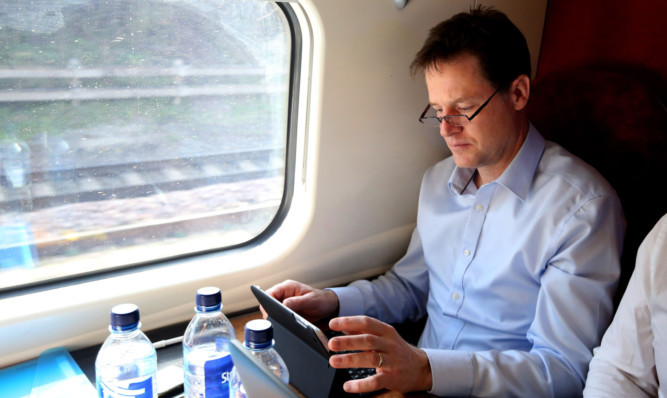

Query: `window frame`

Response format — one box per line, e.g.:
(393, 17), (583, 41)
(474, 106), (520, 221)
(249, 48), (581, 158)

(0, 0), (304, 297)
(0, 0), (322, 371)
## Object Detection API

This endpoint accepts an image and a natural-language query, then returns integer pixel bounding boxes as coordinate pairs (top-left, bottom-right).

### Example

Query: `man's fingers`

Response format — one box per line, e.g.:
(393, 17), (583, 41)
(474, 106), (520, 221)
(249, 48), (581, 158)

(259, 305), (268, 319)
(329, 315), (389, 336)
(329, 350), (383, 370)
(266, 279), (306, 302)
(329, 333), (382, 353)
(342, 374), (385, 394)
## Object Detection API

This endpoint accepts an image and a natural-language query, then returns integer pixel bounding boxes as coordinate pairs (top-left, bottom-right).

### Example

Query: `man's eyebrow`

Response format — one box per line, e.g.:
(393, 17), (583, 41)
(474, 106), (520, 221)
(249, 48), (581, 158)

(429, 97), (471, 107)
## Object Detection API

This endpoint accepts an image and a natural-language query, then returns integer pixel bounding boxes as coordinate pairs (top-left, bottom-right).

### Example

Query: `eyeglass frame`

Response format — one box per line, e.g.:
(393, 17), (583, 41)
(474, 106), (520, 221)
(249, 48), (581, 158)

(418, 87), (502, 127)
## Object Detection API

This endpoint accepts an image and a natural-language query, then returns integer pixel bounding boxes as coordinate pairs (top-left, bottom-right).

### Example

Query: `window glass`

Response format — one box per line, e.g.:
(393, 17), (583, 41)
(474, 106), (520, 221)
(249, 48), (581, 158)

(0, 0), (292, 289)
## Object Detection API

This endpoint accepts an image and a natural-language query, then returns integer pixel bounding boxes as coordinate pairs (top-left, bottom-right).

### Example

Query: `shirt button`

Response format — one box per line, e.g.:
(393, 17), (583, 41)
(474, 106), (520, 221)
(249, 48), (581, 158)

(453, 292), (460, 300)
(464, 249), (470, 256)
(476, 204), (483, 211)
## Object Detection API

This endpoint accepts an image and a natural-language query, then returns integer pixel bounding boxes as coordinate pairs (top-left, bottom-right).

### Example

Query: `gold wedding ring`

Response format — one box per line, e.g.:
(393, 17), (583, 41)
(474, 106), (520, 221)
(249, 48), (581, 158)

(376, 351), (383, 369)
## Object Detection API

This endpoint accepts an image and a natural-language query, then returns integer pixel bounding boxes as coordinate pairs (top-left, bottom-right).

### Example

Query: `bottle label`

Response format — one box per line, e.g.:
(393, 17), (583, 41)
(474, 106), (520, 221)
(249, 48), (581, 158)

(98, 375), (154, 398)
(204, 354), (234, 398)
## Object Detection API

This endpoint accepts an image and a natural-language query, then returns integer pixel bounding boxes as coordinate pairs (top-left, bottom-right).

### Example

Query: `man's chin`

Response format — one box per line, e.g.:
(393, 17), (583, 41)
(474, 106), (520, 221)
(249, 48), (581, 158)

(451, 155), (476, 169)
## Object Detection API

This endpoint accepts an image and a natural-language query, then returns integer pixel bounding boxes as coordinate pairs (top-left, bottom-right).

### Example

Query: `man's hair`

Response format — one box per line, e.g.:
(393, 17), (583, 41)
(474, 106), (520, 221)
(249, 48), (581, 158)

(410, 6), (531, 90)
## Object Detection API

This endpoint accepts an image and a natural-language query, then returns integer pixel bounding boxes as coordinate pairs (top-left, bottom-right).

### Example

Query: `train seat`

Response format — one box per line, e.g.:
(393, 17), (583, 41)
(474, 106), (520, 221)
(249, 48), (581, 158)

(528, 66), (667, 307)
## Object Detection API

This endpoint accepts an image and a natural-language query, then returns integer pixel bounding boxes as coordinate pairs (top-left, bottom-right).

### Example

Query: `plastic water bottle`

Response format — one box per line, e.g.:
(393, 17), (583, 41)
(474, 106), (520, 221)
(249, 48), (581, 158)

(183, 287), (236, 398)
(230, 319), (289, 398)
(95, 303), (157, 398)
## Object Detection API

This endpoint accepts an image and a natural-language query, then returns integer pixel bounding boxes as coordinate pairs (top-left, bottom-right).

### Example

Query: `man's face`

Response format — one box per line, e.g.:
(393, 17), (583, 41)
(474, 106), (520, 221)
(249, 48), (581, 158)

(425, 53), (526, 184)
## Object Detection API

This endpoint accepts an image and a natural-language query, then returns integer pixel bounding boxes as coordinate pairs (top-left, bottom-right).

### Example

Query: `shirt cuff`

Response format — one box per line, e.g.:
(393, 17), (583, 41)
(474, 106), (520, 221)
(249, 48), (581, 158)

(327, 287), (364, 317)
(423, 348), (474, 397)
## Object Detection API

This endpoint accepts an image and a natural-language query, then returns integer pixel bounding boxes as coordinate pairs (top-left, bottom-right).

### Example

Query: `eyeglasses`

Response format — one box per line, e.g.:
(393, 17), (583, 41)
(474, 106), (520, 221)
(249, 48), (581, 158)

(418, 87), (501, 127)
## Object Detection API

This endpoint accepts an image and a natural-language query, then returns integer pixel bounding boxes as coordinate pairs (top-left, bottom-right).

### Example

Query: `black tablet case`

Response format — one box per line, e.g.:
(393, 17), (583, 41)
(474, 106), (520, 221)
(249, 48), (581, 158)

(251, 285), (352, 398)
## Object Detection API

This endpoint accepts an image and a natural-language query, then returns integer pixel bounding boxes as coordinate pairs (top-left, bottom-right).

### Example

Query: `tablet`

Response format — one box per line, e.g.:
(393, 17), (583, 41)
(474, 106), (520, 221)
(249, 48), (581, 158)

(250, 285), (378, 397)
(250, 284), (331, 359)
(229, 339), (301, 398)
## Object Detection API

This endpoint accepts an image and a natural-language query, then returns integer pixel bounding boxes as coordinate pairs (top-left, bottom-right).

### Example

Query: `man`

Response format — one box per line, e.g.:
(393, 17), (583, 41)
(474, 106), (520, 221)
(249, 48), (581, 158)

(268, 6), (625, 396)
(584, 214), (667, 397)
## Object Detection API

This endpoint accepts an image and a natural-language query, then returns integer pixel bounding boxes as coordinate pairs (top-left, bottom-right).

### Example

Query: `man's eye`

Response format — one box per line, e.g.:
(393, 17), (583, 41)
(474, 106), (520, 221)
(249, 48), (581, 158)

(459, 106), (472, 112)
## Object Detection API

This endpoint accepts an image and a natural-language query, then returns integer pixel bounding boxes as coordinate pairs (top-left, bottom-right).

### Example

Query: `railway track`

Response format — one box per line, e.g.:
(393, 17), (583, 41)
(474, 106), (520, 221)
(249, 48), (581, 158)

(0, 147), (284, 211)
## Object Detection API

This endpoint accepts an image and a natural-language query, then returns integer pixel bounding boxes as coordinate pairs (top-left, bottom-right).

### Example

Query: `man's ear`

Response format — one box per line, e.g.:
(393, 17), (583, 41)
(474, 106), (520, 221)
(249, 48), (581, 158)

(510, 74), (530, 111)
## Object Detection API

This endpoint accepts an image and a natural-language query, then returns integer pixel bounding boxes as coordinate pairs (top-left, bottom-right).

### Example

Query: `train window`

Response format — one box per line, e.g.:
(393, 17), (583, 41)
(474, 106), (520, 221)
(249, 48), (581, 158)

(0, 0), (295, 290)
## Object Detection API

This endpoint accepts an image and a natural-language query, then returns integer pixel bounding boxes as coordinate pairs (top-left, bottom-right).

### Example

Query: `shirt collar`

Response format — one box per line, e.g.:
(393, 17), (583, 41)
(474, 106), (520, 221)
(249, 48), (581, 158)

(449, 165), (477, 195)
(448, 123), (545, 200)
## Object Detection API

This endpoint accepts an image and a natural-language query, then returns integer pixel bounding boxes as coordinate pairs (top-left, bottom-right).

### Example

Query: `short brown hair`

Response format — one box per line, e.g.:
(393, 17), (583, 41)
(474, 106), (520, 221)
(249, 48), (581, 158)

(410, 6), (531, 90)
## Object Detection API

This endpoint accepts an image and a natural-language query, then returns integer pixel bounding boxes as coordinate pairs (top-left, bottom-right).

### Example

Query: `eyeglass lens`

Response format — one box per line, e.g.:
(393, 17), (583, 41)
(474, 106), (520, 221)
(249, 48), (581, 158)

(420, 110), (470, 127)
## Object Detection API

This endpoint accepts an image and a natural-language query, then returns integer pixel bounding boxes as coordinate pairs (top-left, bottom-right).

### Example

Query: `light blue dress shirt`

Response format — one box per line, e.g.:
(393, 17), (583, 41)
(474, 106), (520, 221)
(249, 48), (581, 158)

(332, 125), (625, 397)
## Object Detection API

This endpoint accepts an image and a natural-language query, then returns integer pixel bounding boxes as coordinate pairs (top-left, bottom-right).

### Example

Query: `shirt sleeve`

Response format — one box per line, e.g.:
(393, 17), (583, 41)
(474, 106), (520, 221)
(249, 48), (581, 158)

(583, 215), (667, 397)
(330, 227), (429, 323)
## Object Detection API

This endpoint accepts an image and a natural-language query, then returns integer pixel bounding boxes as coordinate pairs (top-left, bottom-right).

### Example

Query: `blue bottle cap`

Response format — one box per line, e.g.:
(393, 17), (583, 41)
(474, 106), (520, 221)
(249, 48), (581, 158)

(195, 287), (222, 312)
(110, 303), (140, 331)
(244, 319), (273, 349)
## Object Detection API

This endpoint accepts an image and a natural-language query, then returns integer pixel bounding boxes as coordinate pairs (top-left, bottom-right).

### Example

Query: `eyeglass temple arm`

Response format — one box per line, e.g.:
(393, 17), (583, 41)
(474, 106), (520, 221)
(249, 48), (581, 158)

(418, 104), (431, 123)
(468, 88), (500, 121)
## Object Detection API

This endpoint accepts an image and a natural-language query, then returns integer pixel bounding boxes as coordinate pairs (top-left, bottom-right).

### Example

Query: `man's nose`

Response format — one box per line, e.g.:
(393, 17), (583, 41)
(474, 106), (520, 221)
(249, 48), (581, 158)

(440, 119), (460, 138)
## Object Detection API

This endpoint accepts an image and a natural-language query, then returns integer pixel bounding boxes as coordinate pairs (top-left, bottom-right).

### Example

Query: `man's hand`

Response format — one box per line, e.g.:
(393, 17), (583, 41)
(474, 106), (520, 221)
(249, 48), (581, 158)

(264, 280), (340, 324)
(327, 316), (433, 394)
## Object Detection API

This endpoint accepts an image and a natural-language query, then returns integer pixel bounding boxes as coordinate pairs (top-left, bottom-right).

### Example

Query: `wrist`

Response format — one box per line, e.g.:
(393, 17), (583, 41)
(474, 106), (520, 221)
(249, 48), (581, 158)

(324, 289), (340, 318)
(417, 348), (433, 392)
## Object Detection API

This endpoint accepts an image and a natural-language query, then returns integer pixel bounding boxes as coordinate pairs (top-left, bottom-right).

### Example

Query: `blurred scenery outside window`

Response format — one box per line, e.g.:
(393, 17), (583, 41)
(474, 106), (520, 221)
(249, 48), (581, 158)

(0, 0), (292, 290)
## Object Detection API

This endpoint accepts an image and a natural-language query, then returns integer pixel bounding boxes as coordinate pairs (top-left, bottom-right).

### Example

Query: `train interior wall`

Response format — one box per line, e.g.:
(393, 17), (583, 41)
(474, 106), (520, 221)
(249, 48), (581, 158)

(0, 0), (552, 368)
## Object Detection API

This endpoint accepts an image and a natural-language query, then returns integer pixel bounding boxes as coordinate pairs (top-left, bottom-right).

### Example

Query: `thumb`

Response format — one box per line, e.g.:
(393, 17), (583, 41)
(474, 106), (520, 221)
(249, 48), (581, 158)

(282, 296), (306, 312)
